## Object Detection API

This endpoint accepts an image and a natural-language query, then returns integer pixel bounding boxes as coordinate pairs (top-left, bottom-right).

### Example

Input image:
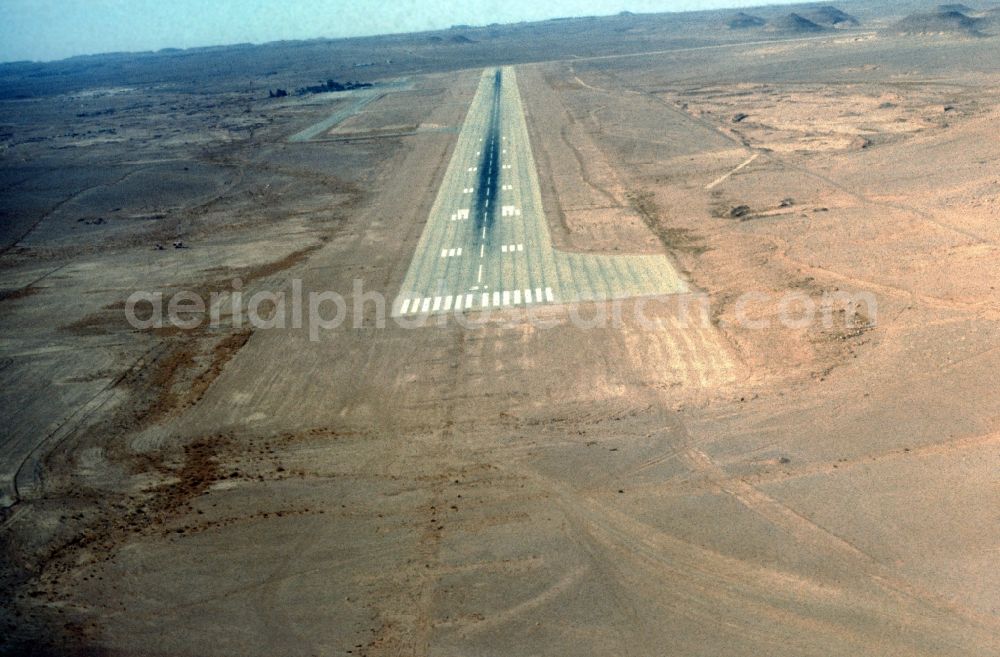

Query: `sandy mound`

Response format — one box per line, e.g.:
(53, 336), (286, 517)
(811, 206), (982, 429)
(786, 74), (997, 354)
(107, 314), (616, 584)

(807, 6), (860, 27)
(767, 13), (829, 33)
(889, 10), (986, 35)
(728, 12), (766, 29)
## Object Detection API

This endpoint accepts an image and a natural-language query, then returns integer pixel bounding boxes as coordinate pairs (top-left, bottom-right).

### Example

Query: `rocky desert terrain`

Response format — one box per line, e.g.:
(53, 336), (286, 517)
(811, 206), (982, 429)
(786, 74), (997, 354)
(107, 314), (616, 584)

(1, 1), (999, 655)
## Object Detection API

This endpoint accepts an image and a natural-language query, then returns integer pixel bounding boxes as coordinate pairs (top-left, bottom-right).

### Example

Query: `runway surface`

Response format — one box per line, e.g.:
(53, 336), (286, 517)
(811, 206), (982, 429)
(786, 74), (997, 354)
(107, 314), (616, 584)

(394, 67), (687, 317)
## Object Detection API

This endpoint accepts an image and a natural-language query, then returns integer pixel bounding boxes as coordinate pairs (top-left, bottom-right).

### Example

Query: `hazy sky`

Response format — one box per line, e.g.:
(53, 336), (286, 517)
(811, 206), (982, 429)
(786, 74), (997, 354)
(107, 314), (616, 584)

(2, 0), (794, 63)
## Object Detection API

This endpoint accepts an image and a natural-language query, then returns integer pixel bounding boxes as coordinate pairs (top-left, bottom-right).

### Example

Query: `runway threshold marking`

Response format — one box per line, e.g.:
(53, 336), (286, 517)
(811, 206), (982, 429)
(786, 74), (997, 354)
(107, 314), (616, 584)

(398, 286), (557, 315)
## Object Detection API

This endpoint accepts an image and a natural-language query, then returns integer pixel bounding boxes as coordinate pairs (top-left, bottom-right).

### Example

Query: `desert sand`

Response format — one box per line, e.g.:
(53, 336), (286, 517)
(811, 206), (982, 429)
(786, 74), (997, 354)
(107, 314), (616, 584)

(1, 2), (999, 655)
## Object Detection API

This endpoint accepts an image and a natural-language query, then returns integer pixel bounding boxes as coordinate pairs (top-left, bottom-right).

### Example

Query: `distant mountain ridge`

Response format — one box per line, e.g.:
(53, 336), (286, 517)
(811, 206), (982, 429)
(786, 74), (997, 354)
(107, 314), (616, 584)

(890, 8), (987, 36)
(730, 6), (859, 32)
(768, 13), (830, 33)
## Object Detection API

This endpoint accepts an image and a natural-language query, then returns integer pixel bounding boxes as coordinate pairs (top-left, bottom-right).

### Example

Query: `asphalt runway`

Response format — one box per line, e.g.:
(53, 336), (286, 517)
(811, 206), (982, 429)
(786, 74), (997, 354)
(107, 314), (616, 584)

(394, 67), (687, 317)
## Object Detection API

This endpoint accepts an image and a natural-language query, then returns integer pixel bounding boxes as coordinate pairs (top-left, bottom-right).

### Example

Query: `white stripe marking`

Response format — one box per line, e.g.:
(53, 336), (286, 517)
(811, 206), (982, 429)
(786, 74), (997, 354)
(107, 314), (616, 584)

(444, 295), (453, 311)
(545, 287), (554, 302)
(705, 153), (759, 190)
(502, 291), (510, 306)
(432, 296), (442, 312)
(525, 289), (533, 303)
(513, 289), (521, 305)
(482, 293), (490, 308)
(492, 291), (500, 307)
(421, 298), (431, 313)
(400, 298), (411, 314)
(535, 287), (543, 302)
(466, 293), (474, 308)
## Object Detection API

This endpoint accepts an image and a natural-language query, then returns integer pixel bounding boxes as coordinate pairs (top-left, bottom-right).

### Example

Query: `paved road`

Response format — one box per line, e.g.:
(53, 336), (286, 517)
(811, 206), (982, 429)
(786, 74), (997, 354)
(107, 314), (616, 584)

(394, 67), (686, 317)
(288, 79), (413, 143)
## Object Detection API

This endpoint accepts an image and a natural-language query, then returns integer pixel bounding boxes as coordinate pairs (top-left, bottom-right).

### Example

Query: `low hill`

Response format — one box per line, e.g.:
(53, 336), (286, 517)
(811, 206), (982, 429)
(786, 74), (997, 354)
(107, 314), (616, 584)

(768, 13), (829, 32)
(728, 12), (766, 29)
(889, 9), (985, 35)
(807, 6), (860, 27)
(936, 4), (975, 12)
(981, 7), (1000, 29)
